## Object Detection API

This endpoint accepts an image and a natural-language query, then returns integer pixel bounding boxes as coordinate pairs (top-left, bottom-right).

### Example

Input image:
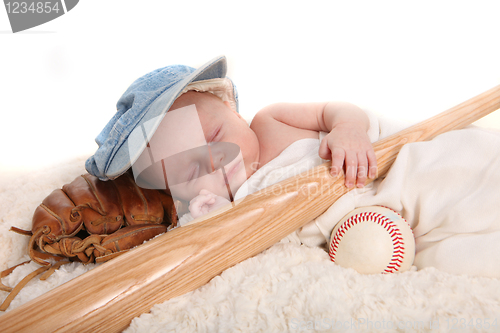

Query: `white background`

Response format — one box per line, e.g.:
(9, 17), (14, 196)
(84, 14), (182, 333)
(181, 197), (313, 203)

(1, 1), (500, 177)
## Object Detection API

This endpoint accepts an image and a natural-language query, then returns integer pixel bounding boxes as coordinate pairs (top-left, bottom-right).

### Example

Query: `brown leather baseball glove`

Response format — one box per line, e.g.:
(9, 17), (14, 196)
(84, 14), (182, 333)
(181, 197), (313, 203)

(0, 172), (177, 311)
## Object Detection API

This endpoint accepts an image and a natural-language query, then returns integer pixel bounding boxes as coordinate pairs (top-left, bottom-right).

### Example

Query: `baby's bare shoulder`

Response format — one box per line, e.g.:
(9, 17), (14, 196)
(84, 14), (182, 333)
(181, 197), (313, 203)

(250, 105), (319, 165)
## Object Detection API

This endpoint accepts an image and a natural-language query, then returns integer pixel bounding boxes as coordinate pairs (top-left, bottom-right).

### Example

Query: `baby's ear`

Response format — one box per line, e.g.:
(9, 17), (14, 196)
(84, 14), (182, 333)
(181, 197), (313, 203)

(224, 100), (244, 120)
(223, 100), (233, 111)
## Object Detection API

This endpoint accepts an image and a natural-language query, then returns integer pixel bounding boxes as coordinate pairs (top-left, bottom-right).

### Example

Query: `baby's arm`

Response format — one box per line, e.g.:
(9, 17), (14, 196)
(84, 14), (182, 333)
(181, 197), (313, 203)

(189, 189), (231, 219)
(251, 101), (376, 188)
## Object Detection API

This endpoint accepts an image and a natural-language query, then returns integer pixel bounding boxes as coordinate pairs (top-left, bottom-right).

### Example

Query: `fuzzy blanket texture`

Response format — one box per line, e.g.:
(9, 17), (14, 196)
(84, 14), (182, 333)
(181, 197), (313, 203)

(1, 147), (500, 332)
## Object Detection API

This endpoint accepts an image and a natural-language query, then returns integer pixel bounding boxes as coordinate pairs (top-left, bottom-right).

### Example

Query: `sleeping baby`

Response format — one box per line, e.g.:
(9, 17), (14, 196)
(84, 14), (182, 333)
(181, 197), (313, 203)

(137, 88), (377, 224)
(86, 56), (377, 224)
(86, 56), (500, 278)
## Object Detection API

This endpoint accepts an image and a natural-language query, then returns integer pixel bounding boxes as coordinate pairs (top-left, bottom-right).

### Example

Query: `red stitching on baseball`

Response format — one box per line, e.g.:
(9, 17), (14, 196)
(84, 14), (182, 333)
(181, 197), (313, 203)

(329, 208), (408, 273)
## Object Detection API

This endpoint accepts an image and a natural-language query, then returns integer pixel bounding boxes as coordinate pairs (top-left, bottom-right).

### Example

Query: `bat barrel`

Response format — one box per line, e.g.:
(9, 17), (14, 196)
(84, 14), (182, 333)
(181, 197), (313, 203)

(374, 84), (500, 177)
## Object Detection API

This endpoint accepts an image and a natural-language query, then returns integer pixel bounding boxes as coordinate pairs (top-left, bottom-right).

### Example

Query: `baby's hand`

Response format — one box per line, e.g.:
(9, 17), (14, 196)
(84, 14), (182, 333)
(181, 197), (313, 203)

(189, 189), (231, 219)
(319, 123), (377, 188)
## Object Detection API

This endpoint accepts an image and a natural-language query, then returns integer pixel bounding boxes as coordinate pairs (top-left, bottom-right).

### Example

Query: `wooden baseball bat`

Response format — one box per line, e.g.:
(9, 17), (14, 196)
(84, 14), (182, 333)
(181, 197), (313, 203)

(1, 85), (500, 332)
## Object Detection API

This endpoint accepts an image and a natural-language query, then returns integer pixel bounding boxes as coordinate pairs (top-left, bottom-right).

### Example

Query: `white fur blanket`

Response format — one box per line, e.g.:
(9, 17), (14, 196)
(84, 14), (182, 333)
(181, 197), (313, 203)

(2, 153), (500, 332)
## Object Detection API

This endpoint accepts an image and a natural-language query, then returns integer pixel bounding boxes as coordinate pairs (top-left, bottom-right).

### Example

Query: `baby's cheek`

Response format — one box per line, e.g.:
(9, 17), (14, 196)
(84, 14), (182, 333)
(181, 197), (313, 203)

(169, 184), (195, 204)
(234, 167), (247, 189)
(205, 182), (231, 201)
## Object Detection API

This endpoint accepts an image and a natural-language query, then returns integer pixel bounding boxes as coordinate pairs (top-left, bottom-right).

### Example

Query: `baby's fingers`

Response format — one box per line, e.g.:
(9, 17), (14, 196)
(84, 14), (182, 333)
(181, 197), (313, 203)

(199, 189), (214, 196)
(344, 151), (358, 188)
(330, 147), (345, 177)
(367, 149), (378, 179)
(356, 152), (368, 187)
(189, 193), (215, 216)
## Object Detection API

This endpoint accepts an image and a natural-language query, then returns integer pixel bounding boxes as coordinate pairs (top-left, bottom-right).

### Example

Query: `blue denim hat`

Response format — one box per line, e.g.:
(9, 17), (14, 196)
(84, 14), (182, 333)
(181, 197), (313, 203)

(85, 55), (239, 181)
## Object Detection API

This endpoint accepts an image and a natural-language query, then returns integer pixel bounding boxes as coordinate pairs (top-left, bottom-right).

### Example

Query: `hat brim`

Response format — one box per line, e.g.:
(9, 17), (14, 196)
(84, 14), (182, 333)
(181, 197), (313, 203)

(106, 55), (228, 179)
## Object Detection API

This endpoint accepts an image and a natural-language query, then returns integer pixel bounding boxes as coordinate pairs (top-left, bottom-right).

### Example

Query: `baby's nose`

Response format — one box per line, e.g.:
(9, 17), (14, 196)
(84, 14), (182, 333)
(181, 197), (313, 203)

(208, 151), (225, 173)
(207, 142), (240, 172)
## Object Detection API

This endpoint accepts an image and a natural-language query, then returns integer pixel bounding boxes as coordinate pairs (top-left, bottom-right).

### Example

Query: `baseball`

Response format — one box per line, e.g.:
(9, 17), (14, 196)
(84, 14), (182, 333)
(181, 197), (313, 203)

(329, 206), (415, 274)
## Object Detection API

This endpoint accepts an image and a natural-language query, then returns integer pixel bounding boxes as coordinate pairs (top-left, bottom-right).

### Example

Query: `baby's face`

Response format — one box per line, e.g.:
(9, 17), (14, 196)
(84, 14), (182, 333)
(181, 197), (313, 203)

(134, 91), (260, 203)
